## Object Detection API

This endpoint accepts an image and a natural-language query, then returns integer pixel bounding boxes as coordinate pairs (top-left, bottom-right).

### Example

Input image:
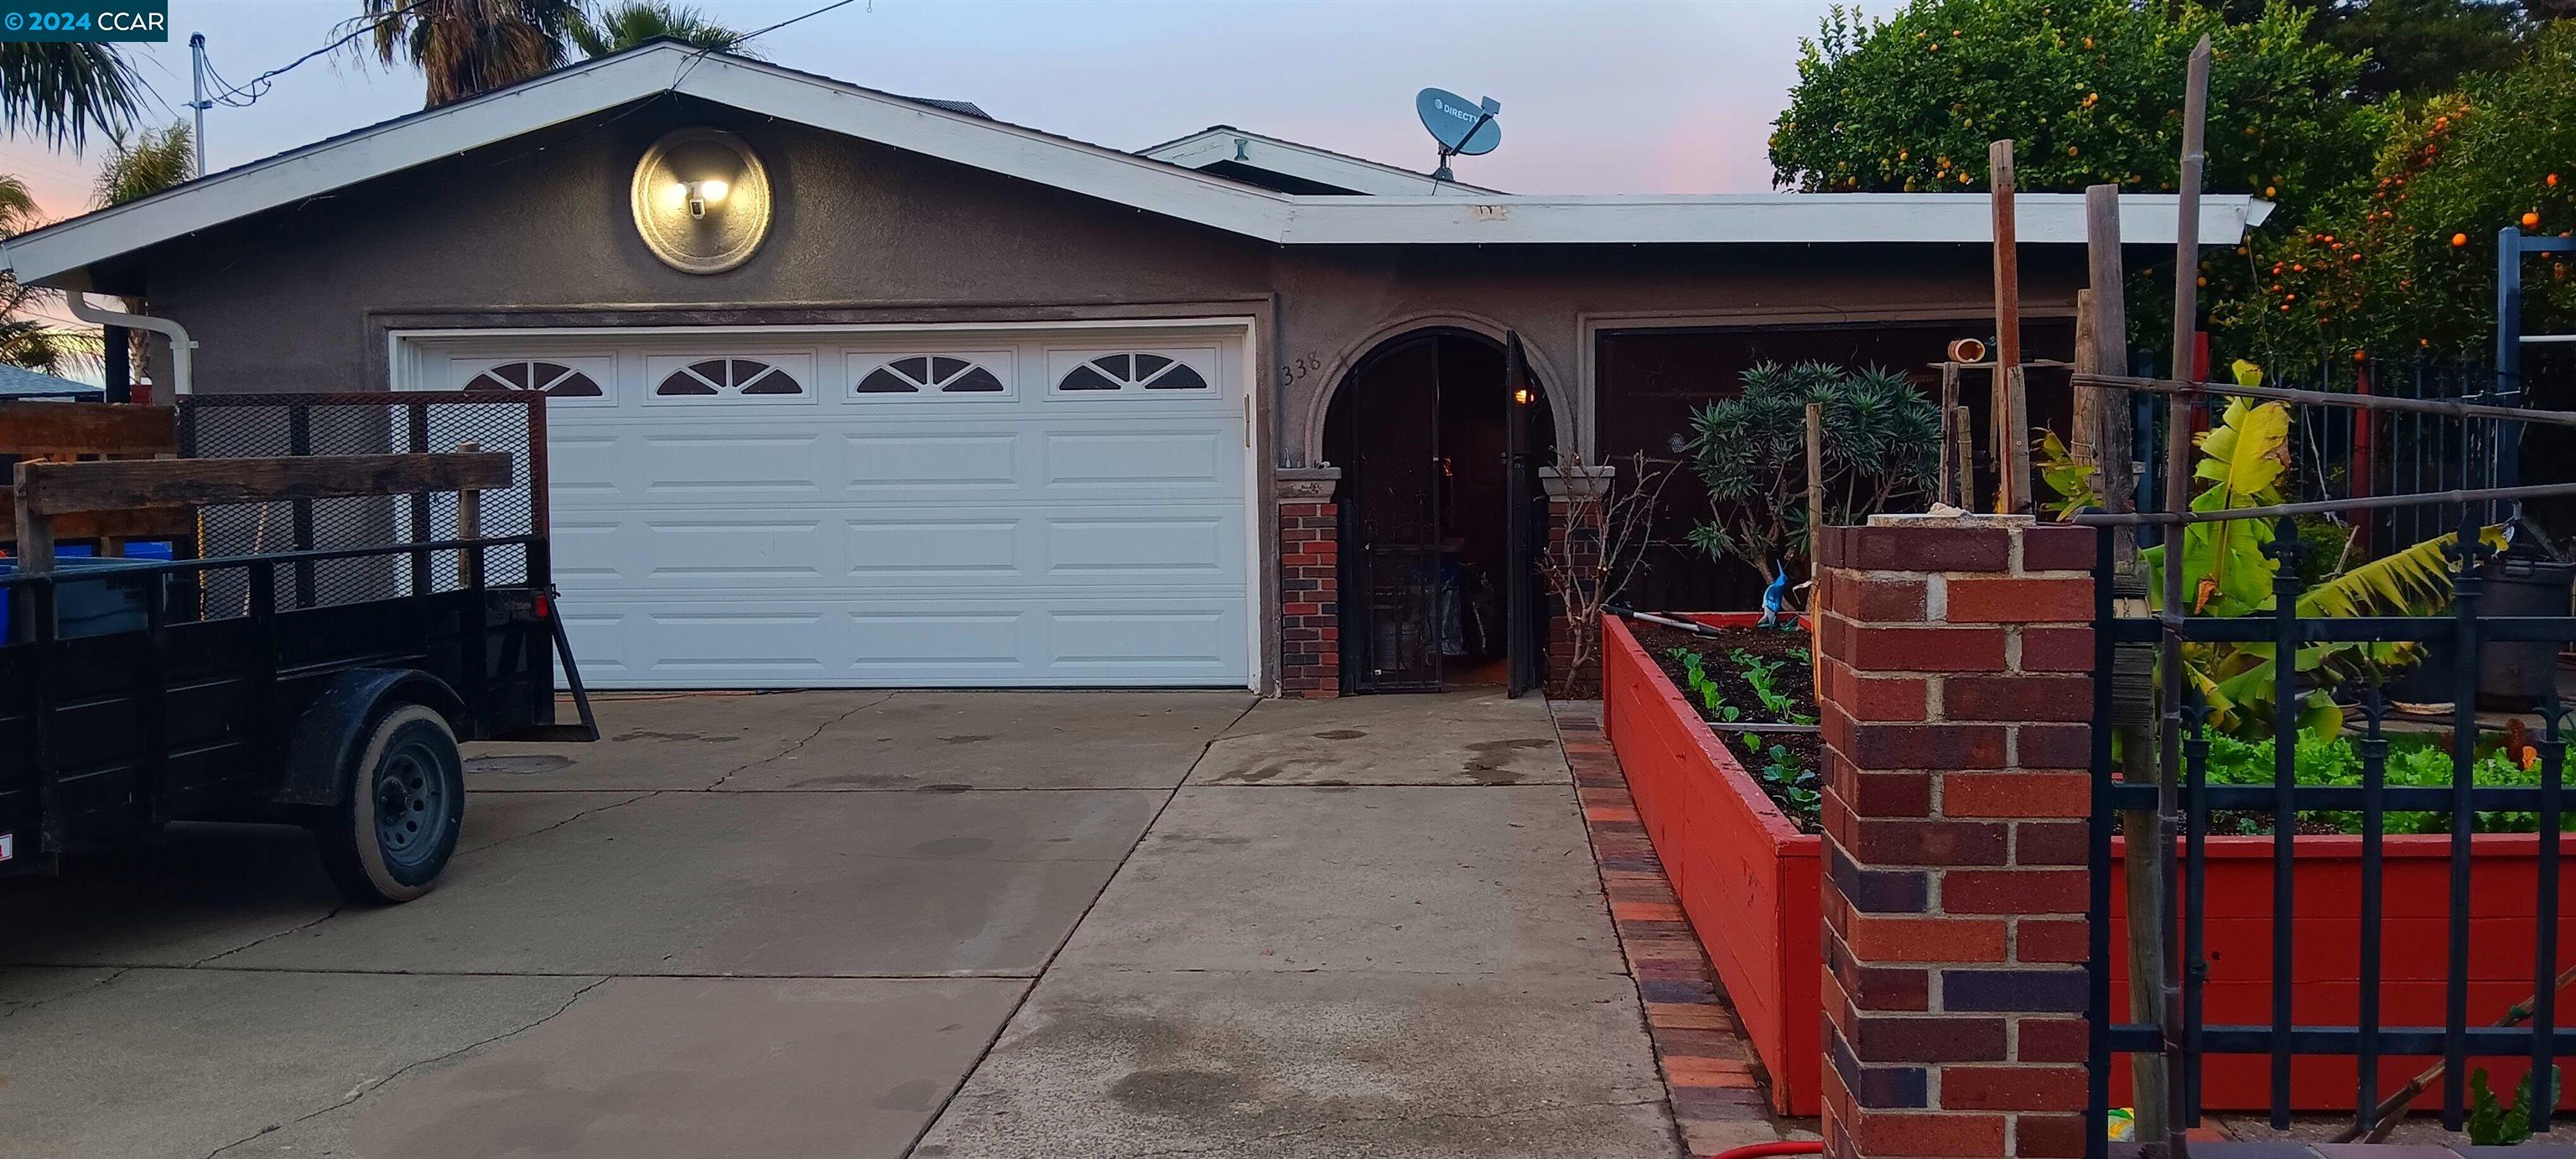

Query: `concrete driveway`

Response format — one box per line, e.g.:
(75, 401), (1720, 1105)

(0, 689), (1681, 1159)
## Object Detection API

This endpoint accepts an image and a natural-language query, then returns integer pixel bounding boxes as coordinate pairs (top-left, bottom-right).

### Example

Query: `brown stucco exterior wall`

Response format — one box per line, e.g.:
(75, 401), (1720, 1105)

(107, 95), (2088, 694)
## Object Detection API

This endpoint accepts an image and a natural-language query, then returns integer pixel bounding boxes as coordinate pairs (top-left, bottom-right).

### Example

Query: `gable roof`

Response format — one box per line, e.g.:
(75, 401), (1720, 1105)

(1, 42), (2272, 288)
(1140, 125), (1502, 198)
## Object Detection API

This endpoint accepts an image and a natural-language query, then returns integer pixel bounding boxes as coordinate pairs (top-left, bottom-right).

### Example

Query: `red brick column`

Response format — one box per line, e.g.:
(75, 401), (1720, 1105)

(1812, 515), (2098, 1159)
(1540, 464), (1613, 699)
(1277, 467), (1342, 699)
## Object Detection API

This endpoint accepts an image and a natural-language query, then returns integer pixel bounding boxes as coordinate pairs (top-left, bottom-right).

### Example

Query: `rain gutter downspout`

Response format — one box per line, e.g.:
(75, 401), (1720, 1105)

(64, 293), (194, 396)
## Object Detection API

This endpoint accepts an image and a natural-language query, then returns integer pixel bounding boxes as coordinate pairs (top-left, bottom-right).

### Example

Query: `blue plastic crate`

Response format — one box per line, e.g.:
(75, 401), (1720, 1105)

(0, 542), (175, 641)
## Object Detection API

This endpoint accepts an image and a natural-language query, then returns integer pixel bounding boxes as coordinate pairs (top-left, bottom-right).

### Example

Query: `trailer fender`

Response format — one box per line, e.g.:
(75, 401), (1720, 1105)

(274, 669), (468, 808)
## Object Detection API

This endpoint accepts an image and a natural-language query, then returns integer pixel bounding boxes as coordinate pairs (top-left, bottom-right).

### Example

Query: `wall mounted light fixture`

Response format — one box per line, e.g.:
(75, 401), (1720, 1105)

(632, 128), (770, 273)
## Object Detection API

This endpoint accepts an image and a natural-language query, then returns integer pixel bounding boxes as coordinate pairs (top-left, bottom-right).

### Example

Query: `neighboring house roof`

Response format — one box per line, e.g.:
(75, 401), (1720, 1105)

(1140, 125), (1500, 198)
(0, 364), (103, 399)
(907, 96), (988, 119)
(0, 41), (2274, 288)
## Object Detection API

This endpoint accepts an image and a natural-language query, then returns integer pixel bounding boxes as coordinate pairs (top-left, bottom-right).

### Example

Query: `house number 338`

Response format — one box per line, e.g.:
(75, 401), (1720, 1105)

(1279, 355), (1322, 387)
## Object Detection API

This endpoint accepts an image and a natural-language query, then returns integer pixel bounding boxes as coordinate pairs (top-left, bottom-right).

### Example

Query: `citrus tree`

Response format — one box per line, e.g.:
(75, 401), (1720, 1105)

(2215, 21), (2576, 361)
(1771, 0), (2377, 361)
(1770, 0), (2373, 200)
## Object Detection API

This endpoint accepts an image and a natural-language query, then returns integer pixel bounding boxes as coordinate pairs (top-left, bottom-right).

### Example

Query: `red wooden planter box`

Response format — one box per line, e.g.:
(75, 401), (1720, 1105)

(1604, 612), (2576, 1117)
(2107, 834), (2576, 1112)
(1603, 612), (1823, 1117)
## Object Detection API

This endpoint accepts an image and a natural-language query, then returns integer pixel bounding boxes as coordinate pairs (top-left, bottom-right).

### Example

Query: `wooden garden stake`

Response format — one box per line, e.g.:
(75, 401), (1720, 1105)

(2082, 187), (2170, 1141)
(1989, 138), (2031, 513)
(1938, 362), (1962, 507)
(1951, 405), (1976, 512)
(2085, 183), (2136, 559)
(1805, 402), (1825, 583)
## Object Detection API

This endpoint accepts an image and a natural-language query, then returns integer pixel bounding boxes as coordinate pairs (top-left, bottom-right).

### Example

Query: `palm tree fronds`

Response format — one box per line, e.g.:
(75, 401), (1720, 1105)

(94, 122), (192, 207)
(574, 1), (761, 58)
(0, 42), (145, 151)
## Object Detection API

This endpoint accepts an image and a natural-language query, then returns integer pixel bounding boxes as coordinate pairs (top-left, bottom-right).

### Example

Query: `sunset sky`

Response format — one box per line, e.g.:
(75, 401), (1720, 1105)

(0, 0), (1840, 225)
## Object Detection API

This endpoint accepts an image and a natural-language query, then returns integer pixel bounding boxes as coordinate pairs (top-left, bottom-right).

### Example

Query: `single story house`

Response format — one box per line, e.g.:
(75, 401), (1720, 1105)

(0, 40), (2265, 697)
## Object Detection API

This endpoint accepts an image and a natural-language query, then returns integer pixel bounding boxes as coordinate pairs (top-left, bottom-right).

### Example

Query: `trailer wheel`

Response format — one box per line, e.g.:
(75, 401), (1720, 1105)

(314, 704), (464, 903)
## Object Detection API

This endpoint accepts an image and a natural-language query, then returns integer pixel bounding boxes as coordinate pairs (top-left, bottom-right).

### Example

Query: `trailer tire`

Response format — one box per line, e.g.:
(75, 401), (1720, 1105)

(314, 704), (464, 903)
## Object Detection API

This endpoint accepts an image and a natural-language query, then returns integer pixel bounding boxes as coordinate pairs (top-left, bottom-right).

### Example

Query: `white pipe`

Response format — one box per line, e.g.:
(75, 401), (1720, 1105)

(64, 294), (194, 396)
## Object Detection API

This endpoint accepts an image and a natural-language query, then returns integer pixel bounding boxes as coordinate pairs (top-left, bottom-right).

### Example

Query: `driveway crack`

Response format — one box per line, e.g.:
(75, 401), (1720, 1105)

(201, 975), (611, 1159)
(191, 907), (346, 969)
(706, 693), (896, 790)
(0, 965), (136, 1018)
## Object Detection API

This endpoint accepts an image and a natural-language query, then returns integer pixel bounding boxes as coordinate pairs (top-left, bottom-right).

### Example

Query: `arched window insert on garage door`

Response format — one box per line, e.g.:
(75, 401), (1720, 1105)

(856, 356), (1006, 394)
(465, 360), (605, 397)
(1056, 353), (1209, 392)
(654, 357), (805, 397)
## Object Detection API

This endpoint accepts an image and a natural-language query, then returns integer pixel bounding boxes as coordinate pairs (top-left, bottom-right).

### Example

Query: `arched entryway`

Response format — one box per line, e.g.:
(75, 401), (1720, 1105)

(1321, 328), (1557, 694)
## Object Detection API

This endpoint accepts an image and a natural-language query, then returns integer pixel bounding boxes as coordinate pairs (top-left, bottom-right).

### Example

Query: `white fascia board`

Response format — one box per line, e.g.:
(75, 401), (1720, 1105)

(1144, 127), (1492, 198)
(671, 56), (1297, 239)
(1, 39), (2272, 286)
(1275, 193), (2270, 247)
(2, 46), (1301, 287)
(2, 49), (685, 288)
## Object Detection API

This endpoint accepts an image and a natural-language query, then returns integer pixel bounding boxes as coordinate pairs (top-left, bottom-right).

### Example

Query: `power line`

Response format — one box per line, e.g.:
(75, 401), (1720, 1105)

(204, 0), (433, 108)
(668, 0), (862, 89)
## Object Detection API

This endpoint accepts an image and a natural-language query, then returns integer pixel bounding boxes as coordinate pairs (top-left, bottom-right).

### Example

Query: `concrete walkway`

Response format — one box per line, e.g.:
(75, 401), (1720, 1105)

(0, 689), (1685, 1158)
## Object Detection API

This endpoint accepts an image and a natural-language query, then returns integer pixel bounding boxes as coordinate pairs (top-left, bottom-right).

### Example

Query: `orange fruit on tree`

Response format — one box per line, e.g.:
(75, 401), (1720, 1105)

(2453, 233), (2470, 247)
(2525, 211), (2542, 229)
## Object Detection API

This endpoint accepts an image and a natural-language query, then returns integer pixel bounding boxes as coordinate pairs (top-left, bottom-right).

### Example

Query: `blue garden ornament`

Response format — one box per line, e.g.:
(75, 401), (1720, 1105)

(1758, 567), (1789, 627)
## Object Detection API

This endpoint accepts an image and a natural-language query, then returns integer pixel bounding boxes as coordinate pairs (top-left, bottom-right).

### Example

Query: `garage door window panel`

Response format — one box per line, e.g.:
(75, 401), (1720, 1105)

(461, 358), (614, 404)
(1051, 351), (1213, 395)
(849, 352), (1015, 400)
(647, 355), (813, 404)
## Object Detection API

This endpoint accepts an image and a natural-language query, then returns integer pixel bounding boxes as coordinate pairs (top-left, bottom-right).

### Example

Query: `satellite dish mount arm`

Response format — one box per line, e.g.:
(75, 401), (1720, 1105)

(1431, 98), (1500, 185)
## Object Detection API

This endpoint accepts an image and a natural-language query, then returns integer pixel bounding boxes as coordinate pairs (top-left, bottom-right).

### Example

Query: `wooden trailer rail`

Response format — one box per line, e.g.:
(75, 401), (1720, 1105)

(0, 401), (187, 549)
(11, 451), (513, 574)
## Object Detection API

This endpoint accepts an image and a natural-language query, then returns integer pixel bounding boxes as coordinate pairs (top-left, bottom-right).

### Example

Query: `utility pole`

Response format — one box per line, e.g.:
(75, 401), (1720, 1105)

(189, 34), (209, 178)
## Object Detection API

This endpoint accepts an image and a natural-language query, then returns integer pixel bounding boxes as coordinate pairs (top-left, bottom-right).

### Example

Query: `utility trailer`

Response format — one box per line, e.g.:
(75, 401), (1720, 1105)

(0, 393), (595, 902)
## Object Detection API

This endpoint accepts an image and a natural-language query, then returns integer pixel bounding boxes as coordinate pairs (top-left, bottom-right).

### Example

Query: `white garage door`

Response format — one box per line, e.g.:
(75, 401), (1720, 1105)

(397, 325), (1254, 689)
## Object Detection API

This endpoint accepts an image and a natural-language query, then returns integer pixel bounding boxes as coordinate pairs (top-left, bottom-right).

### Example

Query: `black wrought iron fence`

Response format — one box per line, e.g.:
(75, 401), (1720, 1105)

(2084, 509), (2576, 1156)
(174, 392), (546, 621)
(2132, 351), (2575, 563)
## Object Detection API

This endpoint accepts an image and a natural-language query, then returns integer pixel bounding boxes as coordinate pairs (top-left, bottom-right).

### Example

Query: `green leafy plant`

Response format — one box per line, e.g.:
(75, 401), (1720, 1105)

(1682, 361), (1941, 589)
(1668, 647), (1742, 722)
(2036, 429), (2106, 522)
(2202, 732), (2563, 834)
(2142, 398), (2496, 741)
(2467, 1065), (2560, 1146)
(1731, 648), (1817, 725)
(1757, 745), (1822, 813)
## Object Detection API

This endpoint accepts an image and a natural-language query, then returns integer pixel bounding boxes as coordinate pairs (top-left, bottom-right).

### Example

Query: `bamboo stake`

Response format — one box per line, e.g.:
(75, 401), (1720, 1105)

(1952, 405), (1976, 511)
(2343, 963), (2576, 1143)
(2153, 38), (2215, 1159)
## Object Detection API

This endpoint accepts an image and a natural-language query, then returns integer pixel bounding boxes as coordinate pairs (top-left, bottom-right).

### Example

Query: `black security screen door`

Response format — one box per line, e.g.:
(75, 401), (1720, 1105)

(1504, 333), (1539, 698)
(1347, 339), (1444, 692)
(1330, 331), (1546, 694)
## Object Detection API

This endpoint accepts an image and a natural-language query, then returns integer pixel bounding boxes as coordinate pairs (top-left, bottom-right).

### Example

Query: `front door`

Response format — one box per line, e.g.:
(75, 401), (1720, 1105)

(1348, 339), (1443, 692)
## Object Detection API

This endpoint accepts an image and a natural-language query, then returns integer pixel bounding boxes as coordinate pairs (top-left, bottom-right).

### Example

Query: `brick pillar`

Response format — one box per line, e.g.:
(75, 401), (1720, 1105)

(1277, 467), (1343, 699)
(1540, 464), (1613, 699)
(1813, 514), (2099, 1159)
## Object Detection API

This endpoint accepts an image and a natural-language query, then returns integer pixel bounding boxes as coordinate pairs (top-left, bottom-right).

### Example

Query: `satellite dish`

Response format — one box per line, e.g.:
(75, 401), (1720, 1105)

(1416, 87), (1500, 182)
